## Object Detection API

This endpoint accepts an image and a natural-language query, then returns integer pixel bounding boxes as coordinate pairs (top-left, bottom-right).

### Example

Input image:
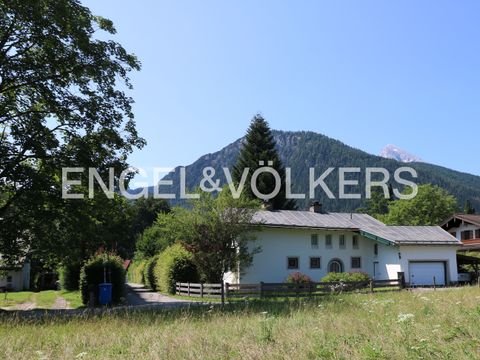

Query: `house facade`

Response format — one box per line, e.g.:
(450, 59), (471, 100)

(441, 214), (480, 251)
(225, 206), (460, 286)
(0, 261), (31, 291)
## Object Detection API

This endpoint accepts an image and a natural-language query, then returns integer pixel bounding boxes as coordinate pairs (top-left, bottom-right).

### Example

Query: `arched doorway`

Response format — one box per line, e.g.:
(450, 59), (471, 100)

(328, 259), (344, 273)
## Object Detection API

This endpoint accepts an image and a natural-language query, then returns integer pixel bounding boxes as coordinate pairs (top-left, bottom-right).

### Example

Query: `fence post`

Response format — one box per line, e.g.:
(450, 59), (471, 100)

(433, 276), (436, 290)
(200, 283), (204, 298)
(260, 281), (264, 298)
(221, 281), (225, 307)
(369, 280), (374, 293)
(225, 282), (229, 301)
(187, 282), (190, 296)
(398, 273), (405, 290)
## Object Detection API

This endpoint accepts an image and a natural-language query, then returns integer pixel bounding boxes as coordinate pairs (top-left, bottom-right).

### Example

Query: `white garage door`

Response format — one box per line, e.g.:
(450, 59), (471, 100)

(409, 262), (446, 286)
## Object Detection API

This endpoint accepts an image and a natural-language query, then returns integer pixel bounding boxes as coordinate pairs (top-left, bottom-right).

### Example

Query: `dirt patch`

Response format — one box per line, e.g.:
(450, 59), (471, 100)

(11, 302), (36, 311)
(51, 296), (70, 310)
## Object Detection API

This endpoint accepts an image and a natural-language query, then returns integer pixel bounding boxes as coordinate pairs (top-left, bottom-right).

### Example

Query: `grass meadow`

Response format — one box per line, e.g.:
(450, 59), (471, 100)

(1, 287), (480, 359)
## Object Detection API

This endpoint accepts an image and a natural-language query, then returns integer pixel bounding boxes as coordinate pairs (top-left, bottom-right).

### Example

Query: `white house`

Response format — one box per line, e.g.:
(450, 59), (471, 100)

(225, 204), (460, 286)
(441, 213), (480, 251)
(0, 258), (31, 291)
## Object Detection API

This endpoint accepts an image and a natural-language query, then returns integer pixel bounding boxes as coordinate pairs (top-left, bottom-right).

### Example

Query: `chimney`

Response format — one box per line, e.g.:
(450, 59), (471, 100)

(309, 201), (322, 213)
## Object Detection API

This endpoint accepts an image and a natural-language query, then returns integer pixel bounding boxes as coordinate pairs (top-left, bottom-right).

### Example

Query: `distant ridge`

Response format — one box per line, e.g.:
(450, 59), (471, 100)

(140, 130), (480, 212)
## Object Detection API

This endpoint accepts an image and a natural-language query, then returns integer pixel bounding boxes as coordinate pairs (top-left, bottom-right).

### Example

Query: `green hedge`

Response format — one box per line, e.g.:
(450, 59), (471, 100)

(127, 259), (146, 284)
(80, 253), (126, 306)
(154, 244), (199, 294)
(321, 272), (371, 283)
(143, 255), (159, 291)
(58, 263), (81, 291)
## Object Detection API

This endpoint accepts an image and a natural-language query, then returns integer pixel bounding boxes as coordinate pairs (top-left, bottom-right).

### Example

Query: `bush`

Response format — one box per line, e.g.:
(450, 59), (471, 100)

(58, 263), (81, 291)
(143, 255), (159, 291)
(154, 244), (199, 294)
(321, 272), (371, 283)
(80, 253), (126, 306)
(127, 259), (146, 284)
(285, 272), (312, 284)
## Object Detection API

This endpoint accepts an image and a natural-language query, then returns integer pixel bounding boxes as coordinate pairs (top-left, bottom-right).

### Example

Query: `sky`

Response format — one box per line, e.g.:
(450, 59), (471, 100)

(82, 0), (480, 185)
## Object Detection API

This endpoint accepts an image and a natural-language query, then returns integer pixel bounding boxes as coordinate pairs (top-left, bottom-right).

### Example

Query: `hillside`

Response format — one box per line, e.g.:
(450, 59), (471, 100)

(144, 130), (480, 212)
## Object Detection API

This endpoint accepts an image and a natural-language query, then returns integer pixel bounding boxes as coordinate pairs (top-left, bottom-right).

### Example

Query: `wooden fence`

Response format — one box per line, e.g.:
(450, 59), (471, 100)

(175, 282), (224, 299)
(175, 278), (403, 304)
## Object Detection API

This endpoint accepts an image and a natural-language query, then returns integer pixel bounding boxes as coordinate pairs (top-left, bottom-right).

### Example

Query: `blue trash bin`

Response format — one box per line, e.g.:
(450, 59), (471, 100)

(98, 283), (112, 305)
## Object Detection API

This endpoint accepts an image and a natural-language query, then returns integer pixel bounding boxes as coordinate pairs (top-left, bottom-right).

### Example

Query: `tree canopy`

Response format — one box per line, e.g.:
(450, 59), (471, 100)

(382, 184), (458, 225)
(233, 115), (296, 210)
(141, 189), (260, 283)
(0, 0), (144, 264)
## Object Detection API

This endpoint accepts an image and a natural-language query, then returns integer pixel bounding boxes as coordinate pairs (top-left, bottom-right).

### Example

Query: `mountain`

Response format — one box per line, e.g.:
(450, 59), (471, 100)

(380, 144), (422, 163)
(142, 130), (480, 212)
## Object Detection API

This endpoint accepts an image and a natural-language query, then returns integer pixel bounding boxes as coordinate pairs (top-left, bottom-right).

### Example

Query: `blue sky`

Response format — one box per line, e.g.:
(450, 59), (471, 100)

(82, 0), (480, 184)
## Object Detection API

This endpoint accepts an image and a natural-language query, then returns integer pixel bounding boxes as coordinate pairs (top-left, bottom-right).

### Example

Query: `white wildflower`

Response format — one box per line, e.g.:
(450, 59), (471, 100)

(397, 313), (415, 323)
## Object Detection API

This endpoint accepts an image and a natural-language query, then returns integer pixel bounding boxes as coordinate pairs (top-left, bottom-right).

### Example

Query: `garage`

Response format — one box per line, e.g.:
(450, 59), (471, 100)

(409, 262), (446, 286)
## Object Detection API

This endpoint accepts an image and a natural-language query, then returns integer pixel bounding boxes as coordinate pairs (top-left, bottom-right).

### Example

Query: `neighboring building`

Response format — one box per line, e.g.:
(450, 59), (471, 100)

(225, 204), (460, 287)
(0, 260), (31, 291)
(441, 214), (480, 251)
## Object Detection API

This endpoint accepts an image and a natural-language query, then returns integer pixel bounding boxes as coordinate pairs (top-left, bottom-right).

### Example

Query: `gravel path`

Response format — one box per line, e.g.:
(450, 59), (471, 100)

(51, 296), (70, 310)
(13, 302), (37, 311)
(126, 283), (191, 306)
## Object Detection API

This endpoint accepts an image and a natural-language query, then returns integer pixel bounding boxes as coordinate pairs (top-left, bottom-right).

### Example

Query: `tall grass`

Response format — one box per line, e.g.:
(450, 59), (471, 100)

(1, 287), (479, 359)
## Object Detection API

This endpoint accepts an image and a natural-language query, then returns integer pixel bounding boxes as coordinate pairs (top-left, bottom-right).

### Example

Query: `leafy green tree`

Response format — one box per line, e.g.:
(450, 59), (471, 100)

(383, 184), (458, 225)
(135, 211), (176, 259)
(357, 186), (394, 219)
(157, 189), (260, 283)
(233, 115), (296, 210)
(464, 200), (476, 214)
(0, 0), (144, 263)
(129, 197), (171, 239)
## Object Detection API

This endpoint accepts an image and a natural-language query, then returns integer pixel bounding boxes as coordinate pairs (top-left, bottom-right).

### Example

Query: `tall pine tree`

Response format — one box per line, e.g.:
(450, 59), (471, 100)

(233, 115), (296, 210)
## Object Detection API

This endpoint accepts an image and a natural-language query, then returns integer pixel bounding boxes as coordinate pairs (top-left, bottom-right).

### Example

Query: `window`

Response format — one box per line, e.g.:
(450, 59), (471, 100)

(311, 234), (319, 249)
(476, 229), (480, 239)
(352, 235), (359, 249)
(287, 257), (299, 269)
(328, 259), (343, 273)
(462, 230), (474, 240)
(374, 244), (378, 256)
(351, 257), (361, 269)
(310, 257), (321, 269)
(339, 234), (346, 249)
(6, 276), (12, 283)
(325, 234), (332, 248)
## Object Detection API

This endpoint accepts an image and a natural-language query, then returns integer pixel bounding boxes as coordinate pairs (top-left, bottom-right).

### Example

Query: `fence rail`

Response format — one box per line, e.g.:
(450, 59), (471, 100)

(175, 282), (224, 299)
(176, 278), (403, 304)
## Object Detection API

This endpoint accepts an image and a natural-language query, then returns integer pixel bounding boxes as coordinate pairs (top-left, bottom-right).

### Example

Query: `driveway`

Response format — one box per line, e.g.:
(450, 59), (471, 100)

(126, 283), (194, 306)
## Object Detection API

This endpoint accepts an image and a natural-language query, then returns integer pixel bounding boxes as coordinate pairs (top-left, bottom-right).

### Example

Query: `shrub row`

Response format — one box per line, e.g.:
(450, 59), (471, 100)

(154, 244), (199, 294)
(126, 259), (146, 284)
(126, 244), (199, 295)
(58, 263), (81, 291)
(143, 255), (159, 291)
(80, 253), (126, 306)
(321, 272), (371, 283)
(285, 271), (371, 284)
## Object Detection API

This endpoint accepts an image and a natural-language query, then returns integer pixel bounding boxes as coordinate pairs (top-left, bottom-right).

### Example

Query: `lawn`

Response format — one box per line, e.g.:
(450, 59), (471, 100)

(1, 287), (480, 359)
(0, 290), (82, 310)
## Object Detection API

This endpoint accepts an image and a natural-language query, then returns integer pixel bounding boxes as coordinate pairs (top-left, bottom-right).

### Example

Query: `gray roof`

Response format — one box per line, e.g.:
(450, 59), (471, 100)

(252, 210), (460, 246)
(361, 226), (460, 245)
(252, 210), (385, 230)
